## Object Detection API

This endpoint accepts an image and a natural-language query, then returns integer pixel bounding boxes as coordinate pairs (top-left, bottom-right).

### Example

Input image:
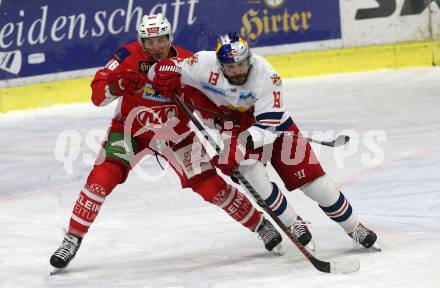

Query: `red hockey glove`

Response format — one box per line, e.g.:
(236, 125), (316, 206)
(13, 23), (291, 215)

(214, 112), (232, 130)
(152, 59), (182, 98)
(213, 134), (254, 177)
(108, 69), (145, 96)
(214, 111), (255, 135)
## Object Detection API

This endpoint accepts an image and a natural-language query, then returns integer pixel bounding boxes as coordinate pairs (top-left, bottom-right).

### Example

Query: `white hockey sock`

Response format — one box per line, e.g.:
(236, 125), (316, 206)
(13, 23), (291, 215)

(301, 175), (358, 233)
(263, 182), (297, 227)
(239, 162), (297, 227)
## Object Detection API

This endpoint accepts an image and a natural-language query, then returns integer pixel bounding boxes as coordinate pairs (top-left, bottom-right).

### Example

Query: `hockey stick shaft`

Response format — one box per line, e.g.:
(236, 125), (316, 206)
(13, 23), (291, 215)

(189, 103), (349, 147)
(173, 95), (338, 273)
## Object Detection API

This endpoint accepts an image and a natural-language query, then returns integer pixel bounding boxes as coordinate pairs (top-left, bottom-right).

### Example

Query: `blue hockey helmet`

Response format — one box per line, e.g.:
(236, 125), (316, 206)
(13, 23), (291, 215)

(215, 32), (251, 64)
(216, 33), (252, 85)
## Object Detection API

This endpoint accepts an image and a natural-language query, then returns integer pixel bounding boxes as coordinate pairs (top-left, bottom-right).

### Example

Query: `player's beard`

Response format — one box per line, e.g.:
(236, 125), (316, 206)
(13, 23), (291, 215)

(226, 73), (249, 86)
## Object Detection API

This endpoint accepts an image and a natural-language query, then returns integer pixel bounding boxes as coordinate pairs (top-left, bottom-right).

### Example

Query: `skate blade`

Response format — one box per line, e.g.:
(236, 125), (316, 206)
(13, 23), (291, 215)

(271, 242), (286, 256)
(50, 268), (65, 276)
(305, 239), (316, 252)
(370, 242), (382, 252)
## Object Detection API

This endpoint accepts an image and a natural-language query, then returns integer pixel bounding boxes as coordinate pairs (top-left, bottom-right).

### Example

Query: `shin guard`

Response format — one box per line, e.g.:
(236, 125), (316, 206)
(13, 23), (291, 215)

(68, 161), (124, 236)
(193, 175), (263, 231)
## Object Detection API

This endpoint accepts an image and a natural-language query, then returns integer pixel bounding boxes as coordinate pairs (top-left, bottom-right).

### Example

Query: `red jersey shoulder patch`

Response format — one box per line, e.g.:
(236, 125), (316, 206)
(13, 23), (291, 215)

(112, 47), (131, 63)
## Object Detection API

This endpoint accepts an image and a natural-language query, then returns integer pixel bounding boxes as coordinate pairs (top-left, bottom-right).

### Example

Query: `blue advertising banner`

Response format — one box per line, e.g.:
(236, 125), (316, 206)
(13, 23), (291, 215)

(0, 0), (341, 81)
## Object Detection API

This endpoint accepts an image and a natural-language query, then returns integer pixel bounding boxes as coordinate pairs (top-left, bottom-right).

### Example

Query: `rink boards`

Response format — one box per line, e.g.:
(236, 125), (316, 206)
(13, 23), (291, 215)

(1, 0), (439, 112)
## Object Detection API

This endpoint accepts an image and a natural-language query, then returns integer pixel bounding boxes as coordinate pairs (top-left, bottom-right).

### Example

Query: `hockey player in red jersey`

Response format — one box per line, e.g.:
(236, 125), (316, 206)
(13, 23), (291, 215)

(149, 32), (380, 251)
(50, 15), (284, 272)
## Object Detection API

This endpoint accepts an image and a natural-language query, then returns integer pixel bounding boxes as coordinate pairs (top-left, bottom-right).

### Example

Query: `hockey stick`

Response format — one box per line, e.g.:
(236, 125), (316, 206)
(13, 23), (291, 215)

(173, 94), (360, 274)
(286, 133), (350, 148)
(188, 103), (350, 147)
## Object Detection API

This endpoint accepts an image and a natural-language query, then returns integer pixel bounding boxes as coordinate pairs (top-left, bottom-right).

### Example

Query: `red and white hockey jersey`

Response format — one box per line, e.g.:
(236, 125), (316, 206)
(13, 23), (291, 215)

(91, 42), (194, 141)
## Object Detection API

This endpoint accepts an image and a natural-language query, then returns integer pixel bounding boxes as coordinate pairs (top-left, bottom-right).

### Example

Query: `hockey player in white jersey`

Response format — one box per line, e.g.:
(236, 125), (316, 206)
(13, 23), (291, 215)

(149, 32), (379, 250)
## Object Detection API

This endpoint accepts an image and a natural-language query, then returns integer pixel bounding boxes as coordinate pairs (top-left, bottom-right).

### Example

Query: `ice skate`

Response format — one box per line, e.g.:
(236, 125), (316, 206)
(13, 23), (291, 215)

(291, 216), (315, 251)
(349, 223), (381, 251)
(257, 218), (284, 255)
(50, 233), (82, 274)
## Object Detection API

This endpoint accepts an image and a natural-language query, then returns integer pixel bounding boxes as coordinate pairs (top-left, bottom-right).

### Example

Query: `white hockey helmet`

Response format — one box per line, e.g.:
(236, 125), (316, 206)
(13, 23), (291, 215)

(137, 13), (173, 43)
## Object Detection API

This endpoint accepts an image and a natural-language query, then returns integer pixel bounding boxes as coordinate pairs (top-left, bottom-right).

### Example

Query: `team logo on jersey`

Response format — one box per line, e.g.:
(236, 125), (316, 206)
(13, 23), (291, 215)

(271, 73), (282, 86)
(136, 105), (178, 127)
(139, 61), (152, 74)
(186, 54), (199, 65)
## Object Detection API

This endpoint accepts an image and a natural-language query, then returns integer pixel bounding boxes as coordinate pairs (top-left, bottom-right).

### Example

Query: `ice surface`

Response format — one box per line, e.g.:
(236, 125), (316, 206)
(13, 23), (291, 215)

(1, 67), (439, 288)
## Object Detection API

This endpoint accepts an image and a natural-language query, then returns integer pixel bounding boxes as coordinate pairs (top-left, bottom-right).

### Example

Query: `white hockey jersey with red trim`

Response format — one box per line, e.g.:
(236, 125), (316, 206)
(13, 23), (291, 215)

(170, 51), (293, 148)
